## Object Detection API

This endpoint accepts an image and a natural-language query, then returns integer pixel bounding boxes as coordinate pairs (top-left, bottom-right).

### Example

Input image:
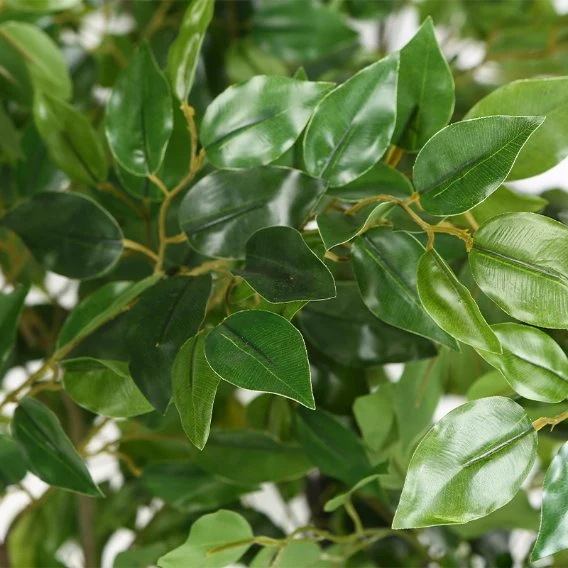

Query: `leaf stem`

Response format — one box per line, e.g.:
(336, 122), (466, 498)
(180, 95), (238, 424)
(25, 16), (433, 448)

(533, 409), (568, 431)
(123, 238), (159, 263)
(385, 145), (404, 168)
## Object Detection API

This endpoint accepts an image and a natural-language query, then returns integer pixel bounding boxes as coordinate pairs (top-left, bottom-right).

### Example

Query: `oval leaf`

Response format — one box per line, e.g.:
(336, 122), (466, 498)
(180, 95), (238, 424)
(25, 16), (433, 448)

(417, 249), (501, 352)
(393, 397), (537, 529)
(414, 116), (544, 215)
(106, 42), (173, 176)
(201, 76), (333, 168)
(303, 54), (398, 187)
(205, 310), (314, 409)
(477, 323), (568, 403)
(12, 397), (103, 497)
(178, 167), (325, 259)
(0, 435), (27, 492)
(469, 212), (568, 328)
(1, 193), (123, 279)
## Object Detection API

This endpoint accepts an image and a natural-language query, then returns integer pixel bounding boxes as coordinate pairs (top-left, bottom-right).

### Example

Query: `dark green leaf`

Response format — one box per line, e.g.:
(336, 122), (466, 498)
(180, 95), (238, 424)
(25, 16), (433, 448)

(201, 76), (333, 168)
(205, 310), (314, 409)
(393, 397), (537, 529)
(0, 104), (22, 161)
(178, 167), (325, 259)
(303, 54), (398, 186)
(12, 397), (103, 497)
(1, 193), (123, 279)
(0, 434), (27, 492)
(0, 285), (28, 367)
(415, 116), (544, 215)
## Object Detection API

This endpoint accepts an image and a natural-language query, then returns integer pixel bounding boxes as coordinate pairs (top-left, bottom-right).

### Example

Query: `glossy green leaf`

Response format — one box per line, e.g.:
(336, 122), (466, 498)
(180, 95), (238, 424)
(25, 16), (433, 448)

(393, 397), (537, 529)
(299, 281), (437, 368)
(532, 441), (568, 561)
(417, 249), (501, 352)
(194, 430), (312, 484)
(0, 435), (27, 492)
(106, 42), (173, 176)
(62, 358), (153, 418)
(414, 116), (544, 215)
(178, 167), (326, 259)
(205, 310), (314, 409)
(273, 542), (321, 567)
(201, 76), (333, 168)
(167, 0), (214, 101)
(172, 331), (220, 450)
(158, 510), (253, 568)
(466, 78), (568, 180)
(394, 17), (454, 151)
(303, 54), (398, 186)
(0, 21), (71, 100)
(0, 285), (28, 367)
(12, 397), (102, 497)
(33, 92), (107, 184)
(324, 473), (384, 512)
(4, 0), (80, 11)
(477, 323), (568, 403)
(141, 462), (254, 514)
(1, 193), (123, 279)
(469, 212), (568, 328)
(234, 226), (335, 302)
(126, 275), (211, 413)
(352, 228), (457, 349)
(466, 370), (515, 401)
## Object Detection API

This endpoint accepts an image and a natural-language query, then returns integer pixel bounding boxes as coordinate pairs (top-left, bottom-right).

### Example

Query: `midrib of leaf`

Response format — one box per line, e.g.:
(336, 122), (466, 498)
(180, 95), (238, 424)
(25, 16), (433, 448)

(61, 131), (100, 184)
(183, 201), (267, 234)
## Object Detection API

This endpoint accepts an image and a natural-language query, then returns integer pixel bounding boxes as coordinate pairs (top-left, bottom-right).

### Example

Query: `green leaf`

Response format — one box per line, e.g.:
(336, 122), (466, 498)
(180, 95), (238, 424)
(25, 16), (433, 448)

(469, 212), (568, 328)
(167, 0), (214, 101)
(106, 42), (173, 176)
(352, 228), (458, 349)
(141, 462), (254, 514)
(62, 358), (153, 418)
(0, 285), (28, 367)
(466, 370), (515, 401)
(0, 21), (71, 100)
(476, 323), (568, 403)
(392, 397), (537, 529)
(294, 407), (375, 486)
(0, 104), (22, 161)
(4, 0), (80, 11)
(234, 226), (336, 303)
(11, 397), (103, 497)
(157, 510), (253, 568)
(466, 77), (568, 180)
(194, 430), (312, 484)
(299, 281), (437, 368)
(1, 193), (123, 279)
(324, 473), (385, 512)
(178, 167), (326, 259)
(205, 310), (314, 409)
(201, 76), (333, 168)
(417, 249), (501, 352)
(414, 116), (544, 215)
(172, 331), (220, 450)
(394, 17), (454, 151)
(272, 542), (321, 567)
(126, 275), (211, 413)
(0, 435), (27, 492)
(57, 277), (159, 349)
(33, 92), (107, 184)
(303, 54), (398, 187)
(115, 544), (170, 568)
(532, 441), (568, 561)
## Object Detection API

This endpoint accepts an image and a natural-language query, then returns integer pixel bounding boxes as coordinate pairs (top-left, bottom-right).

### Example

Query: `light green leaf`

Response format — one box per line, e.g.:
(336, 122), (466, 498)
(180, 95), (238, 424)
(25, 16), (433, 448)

(393, 397), (537, 529)
(532, 441), (568, 561)
(201, 76), (333, 168)
(5, 0), (80, 11)
(12, 398), (103, 497)
(106, 42), (173, 176)
(1, 193), (123, 280)
(158, 510), (253, 568)
(352, 228), (457, 349)
(477, 323), (568, 403)
(303, 54), (398, 187)
(417, 249), (501, 352)
(466, 77), (568, 180)
(394, 17), (454, 151)
(273, 541), (321, 567)
(469, 212), (568, 328)
(205, 310), (314, 409)
(172, 331), (220, 450)
(414, 116), (544, 215)
(167, 0), (214, 101)
(62, 358), (153, 418)
(178, 167), (326, 259)
(466, 370), (515, 401)
(234, 226), (336, 303)
(324, 473), (385, 512)
(0, 435), (27, 492)
(0, 285), (28, 367)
